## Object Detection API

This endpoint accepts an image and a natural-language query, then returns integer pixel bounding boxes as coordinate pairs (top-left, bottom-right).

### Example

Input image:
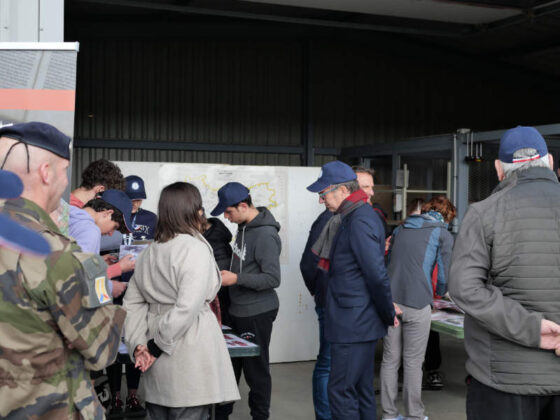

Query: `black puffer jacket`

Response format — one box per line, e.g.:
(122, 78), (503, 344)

(203, 218), (232, 271)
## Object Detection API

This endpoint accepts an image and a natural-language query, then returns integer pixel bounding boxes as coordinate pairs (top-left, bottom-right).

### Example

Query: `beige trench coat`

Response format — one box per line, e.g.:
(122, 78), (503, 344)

(123, 233), (240, 407)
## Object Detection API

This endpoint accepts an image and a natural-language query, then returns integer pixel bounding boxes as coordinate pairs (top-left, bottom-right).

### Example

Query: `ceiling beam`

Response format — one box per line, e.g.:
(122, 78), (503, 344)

(73, 0), (471, 37)
(467, 0), (560, 34)
(442, 0), (544, 9)
(73, 138), (340, 156)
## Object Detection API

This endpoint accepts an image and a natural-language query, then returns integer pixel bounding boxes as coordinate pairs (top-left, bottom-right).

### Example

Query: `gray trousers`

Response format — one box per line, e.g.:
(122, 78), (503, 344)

(146, 402), (210, 420)
(380, 304), (432, 420)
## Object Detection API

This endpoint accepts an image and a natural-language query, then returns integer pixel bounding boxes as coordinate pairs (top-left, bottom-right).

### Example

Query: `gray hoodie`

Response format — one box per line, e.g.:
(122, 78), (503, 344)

(229, 207), (281, 317)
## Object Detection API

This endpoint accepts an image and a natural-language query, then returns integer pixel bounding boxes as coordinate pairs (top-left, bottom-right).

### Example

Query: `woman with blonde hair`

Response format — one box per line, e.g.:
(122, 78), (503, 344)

(124, 182), (239, 419)
(380, 196), (456, 420)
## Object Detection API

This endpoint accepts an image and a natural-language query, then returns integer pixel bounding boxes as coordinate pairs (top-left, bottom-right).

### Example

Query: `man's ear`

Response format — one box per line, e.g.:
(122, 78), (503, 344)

(94, 185), (106, 194)
(495, 159), (505, 181)
(38, 162), (51, 184)
(548, 154), (554, 171)
(103, 209), (114, 218)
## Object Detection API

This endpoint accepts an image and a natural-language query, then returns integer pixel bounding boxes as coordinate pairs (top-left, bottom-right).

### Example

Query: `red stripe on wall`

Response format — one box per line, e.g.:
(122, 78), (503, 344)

(0, 89), (75, 111)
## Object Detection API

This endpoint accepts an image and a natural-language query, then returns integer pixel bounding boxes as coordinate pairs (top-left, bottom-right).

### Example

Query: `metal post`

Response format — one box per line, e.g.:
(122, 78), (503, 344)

(392, 153), (400, 188)
(453, 131), (470, 233)
(426, 164), (433, 193)
(446, 161), (452, 200)
(402, 163), (408, 221)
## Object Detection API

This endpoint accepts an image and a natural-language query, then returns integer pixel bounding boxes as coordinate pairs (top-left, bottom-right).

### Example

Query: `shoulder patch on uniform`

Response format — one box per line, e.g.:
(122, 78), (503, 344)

(95, 276), (111, 304)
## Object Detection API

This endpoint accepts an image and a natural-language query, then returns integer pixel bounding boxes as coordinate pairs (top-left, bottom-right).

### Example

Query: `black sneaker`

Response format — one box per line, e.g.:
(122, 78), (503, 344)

(107, 396), (124, 418)
(423, 371), (444, 391)
(126, 395), (147, 418)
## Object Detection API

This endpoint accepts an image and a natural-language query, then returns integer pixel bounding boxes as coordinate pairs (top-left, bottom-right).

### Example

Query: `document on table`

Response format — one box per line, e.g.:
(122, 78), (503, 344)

(431, 310), (464, 328)
(224, 333), (259, 349)
(433, 298), (464, 313)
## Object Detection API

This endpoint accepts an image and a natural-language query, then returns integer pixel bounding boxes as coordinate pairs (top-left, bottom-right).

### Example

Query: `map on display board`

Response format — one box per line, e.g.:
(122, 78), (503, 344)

(159, 164), (289, 263)
(113, 161), (326, 363)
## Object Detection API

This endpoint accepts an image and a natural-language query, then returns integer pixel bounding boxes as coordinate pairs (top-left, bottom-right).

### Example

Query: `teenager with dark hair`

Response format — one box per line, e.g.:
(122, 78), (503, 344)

(71, 159), (125, 208)
(212, 182), (281, 420)
(69, 190), (134, 297)
(124, 182), (239, 420)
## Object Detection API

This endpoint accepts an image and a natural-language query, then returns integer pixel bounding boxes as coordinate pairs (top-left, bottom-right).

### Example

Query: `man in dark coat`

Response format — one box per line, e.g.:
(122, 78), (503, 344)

(301, 164), (389, 420)
(306, 161), (396, 420)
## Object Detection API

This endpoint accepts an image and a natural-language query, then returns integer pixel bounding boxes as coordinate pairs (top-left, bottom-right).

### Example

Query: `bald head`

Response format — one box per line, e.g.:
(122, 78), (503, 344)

(0, 137), (69, 213)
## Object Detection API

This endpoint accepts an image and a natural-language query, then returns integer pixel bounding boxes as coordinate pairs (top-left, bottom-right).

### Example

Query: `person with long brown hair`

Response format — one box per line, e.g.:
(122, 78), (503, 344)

(123, 182), (239, 420)
(380, 196), (455, 420)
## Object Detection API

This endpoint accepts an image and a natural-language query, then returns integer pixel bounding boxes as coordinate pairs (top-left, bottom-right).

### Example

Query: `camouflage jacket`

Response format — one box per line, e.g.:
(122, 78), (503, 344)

(0, 198), (126, 420)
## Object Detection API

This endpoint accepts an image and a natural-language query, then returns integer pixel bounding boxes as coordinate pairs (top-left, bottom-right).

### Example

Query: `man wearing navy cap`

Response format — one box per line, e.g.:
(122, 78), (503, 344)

(300, 162), (394, 420)
(0, 122), (125, 419)
(305, 160), (396, 420)
(450, 126), (560, 420)
(212, 182), (281, 420)
(124, 175), (157, 243)
(70, 189), (133, 255)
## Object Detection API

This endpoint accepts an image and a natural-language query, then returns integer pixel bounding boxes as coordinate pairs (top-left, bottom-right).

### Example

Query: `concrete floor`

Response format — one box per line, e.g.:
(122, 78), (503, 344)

(230, 333), (468, 420)
(126, 333), (467, 419)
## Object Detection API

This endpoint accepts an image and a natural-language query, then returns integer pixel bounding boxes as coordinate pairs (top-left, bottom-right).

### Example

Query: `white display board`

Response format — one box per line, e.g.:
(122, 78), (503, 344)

(114, 161), (325, 363)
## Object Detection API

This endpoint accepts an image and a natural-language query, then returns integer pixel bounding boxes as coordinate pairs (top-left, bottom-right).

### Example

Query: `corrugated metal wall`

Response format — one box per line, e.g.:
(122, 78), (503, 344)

(75, 40), (301, 146)
(311, 40), (560, 148)
(71, 35), (560, 185)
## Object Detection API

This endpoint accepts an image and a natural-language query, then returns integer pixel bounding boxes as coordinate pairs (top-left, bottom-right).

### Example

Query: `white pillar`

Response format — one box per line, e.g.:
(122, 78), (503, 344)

(39, 0), (64, 42)
(0, 0), (63, 42)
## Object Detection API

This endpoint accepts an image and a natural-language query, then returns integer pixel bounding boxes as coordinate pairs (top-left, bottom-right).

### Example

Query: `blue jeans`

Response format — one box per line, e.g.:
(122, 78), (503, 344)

(313, 305), (332, 420)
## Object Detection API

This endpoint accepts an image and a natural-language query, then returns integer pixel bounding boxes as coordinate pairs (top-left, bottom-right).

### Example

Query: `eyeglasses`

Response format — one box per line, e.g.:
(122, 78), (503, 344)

(318, 185), (339, 198)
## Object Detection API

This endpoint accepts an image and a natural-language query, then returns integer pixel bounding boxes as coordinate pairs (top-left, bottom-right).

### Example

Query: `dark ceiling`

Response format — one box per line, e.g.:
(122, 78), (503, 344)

(67, 0), (560, 78)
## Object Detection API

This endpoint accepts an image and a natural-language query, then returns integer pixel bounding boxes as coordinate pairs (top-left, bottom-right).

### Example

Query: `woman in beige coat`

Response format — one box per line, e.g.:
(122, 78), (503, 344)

(123, 182), (240, 420)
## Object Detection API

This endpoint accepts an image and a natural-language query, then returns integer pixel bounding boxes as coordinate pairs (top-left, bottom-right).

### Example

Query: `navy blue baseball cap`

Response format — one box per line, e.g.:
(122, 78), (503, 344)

(125, 175), (147, 200)
(0, 169), (23, 199)
(307, 161), (357, 193)
(211, 182), (250, 216)
(0, 122), (71, 160)
(100, 189), (133, 233)
(499, 126), (548, 164)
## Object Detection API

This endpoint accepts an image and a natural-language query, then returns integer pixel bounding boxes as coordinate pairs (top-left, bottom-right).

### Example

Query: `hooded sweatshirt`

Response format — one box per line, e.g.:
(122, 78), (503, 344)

(388, 212), (453, 309)
(229, 207), (281, 317)
(69, 205), (101, 254)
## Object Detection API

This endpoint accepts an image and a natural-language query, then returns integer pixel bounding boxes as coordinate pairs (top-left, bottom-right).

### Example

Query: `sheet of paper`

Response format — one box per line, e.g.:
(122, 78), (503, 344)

(119, 244), (149, 261)
(224, 333), (259, 349)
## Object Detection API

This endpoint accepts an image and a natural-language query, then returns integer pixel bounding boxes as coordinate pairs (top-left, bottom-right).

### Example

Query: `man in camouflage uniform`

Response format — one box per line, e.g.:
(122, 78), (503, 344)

(0, 122), (126, 419)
